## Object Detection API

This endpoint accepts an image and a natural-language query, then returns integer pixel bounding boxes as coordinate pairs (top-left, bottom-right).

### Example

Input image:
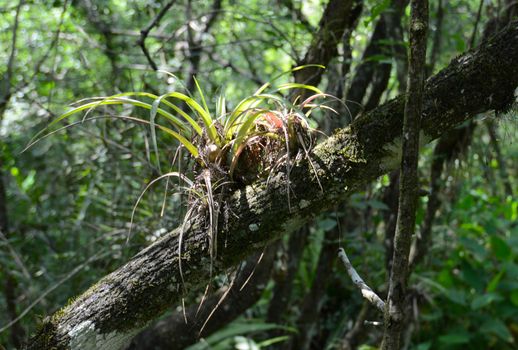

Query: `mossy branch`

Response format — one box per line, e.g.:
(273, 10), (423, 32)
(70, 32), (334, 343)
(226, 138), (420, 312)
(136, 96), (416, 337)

(25, 21), (518, 350)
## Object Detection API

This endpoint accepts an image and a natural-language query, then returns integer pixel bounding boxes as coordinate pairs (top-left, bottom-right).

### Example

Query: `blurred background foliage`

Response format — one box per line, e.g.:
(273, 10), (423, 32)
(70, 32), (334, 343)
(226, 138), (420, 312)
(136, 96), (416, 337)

(0, 0), (516, 349)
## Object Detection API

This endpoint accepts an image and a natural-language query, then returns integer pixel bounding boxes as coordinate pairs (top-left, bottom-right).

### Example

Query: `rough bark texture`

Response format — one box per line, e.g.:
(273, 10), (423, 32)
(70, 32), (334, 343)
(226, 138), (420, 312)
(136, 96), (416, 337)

(486, 120), (514, 198)
(127, 246), (276, 350)
(409, 124), (474, 271)
(287, 229), (337, 350)
(346, 0), (408, 118)
(25, 21), (518, 350)
(382, 1), (428, 349)
(382, 170), (399, 275)
(266, 228), (308, 325)
(293, 0), (353, 89)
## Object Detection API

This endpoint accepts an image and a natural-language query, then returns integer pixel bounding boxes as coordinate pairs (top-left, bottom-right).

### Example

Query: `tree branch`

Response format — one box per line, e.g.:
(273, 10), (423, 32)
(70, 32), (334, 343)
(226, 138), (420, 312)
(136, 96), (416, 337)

(338, 248), (385, 312)
(0, 0), (23, 114)
(137, 0), (177, 71)
(25, 21), (518, 350)
(294, 0), (354, 87)
(127, 245), (276, 350)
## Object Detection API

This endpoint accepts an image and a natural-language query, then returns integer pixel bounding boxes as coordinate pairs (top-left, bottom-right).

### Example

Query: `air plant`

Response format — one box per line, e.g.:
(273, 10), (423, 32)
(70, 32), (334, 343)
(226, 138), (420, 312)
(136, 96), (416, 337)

(27, 66), (337, 284)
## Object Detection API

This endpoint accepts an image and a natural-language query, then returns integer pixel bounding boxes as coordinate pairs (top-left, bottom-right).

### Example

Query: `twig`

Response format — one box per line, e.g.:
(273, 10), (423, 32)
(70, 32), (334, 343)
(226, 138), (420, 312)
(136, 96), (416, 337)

(338, 248), (385, 312)
(137, 0), (177, 70)
(279, 0), (314, 32)
(0, 0), (24, 112)
(0, 250), (109, 334)
(8, 0), (69, 101)
(207, 51), (264, 86)
(469, 0), (485, 49)
(0, 230), (31, 281)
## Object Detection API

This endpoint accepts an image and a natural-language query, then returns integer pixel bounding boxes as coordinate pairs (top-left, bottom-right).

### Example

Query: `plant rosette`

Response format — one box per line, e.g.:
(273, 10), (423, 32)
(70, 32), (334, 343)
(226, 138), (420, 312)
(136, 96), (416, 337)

(27, 67), (337, 267)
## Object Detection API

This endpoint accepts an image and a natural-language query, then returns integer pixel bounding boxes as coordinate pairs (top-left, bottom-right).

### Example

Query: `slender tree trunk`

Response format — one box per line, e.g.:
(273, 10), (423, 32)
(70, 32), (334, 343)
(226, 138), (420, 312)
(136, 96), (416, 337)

(486, 120), (514, 198)
(409, 124), (475, 271)
(266, 228), (308, 325)
(287, 229), (337, 350)
(382, 1), (428, 349)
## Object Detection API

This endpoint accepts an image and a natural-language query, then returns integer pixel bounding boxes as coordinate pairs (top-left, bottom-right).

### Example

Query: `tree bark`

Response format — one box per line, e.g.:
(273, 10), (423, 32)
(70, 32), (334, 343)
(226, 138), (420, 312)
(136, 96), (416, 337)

(486, 120), (514, 198)
(346, 0), (408, 118)
(127, 245), (276, 350)
(293, 0), (354, 90)
(25, 21), (518, 350)
(287, 229), (337, 350)
(266, 228), (308, 325)
(382, 1), (428, 348)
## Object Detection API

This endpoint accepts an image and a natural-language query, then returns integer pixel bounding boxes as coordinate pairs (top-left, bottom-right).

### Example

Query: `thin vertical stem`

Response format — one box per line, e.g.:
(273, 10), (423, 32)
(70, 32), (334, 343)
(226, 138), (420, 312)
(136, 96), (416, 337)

(381, 0), (428, 349)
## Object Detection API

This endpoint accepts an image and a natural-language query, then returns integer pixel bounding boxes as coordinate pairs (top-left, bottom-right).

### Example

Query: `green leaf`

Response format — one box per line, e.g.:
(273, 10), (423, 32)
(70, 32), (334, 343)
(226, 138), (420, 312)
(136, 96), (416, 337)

(21, 170), (36, 191)
(366, 199), (389, 210)
(185, 322), (294, 350)
(364, 0), (391, 25)
(193, 76), (210, 115)
(233, 336), (259, 350)
(150, 98), (162, 171)
(490, 236), (512, 261)
(481, 318), (513, 342)
(510, 290), (518, 306)
(216, 94), (226, 119)
(275, 83), (323, 95)
(256, 336), (290, 348)
(318, 218), (337, 232)
(416, 342), (432, 350)
(487, 269), (505, 292)
(232, 110), (264, 143)
(445, 289), (467, 305)
(459, 236), (487, 261)
(358, 345), (378, 350)
(157, 91), (218, 144)
(438, 330), (471, 345)
(471, 293), (503, 309)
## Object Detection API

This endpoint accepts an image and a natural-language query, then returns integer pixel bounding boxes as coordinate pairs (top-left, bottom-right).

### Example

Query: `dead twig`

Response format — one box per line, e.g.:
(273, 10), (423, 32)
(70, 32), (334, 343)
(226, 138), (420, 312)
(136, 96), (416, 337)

(137, 0), (177, 70)
(338, 248), (385, 312)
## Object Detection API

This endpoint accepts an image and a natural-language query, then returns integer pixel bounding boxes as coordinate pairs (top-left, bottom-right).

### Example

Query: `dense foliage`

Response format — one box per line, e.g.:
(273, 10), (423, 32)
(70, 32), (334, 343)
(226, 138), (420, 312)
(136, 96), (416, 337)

(0, 0), (516, 349)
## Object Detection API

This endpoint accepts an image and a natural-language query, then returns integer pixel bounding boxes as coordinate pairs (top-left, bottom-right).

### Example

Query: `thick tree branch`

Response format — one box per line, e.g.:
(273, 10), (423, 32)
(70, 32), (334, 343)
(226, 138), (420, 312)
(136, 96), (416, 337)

(127, 246), (276, 350)
(26, 21), (518, 350)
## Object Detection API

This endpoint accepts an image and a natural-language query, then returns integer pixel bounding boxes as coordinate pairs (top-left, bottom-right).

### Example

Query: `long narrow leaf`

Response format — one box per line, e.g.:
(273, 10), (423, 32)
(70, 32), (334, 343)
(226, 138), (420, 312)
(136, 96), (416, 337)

(25, 115), (198, 158)
(48, 97), (190, 135)
(275, 83), (323, 94)
(216, 93), (226, 119)
(150, 98), (161, 171)
(76, 92), (190, 132)
(231, 109), (266, 155)
(269, 64), (326, 84)
(158, 92), (219, 145)
(194, 77), (210, 115)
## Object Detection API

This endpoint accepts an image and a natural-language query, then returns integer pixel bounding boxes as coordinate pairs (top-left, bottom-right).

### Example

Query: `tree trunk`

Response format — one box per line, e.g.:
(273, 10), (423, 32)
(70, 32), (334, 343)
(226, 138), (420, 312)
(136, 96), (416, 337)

(382, 1), (428, 348)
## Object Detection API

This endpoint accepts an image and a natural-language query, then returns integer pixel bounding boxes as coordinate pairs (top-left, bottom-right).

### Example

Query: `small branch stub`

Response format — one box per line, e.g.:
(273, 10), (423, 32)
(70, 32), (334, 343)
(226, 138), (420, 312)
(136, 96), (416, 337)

(338, 248), (385, 312)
